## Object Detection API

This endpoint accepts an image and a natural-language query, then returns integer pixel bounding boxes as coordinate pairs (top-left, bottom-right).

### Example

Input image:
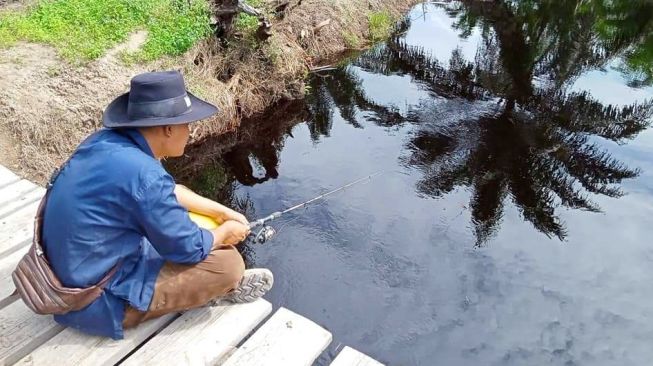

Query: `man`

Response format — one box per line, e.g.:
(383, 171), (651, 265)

(42, 71), (273, 339)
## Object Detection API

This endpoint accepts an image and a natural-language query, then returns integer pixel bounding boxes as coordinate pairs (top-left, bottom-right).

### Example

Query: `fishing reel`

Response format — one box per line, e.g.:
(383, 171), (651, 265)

(250, 225), (276, 244)
(248, 212), (281, 245)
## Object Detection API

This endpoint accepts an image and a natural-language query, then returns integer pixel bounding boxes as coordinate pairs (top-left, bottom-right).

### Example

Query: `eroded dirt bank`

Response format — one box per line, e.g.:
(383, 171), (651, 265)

(0, 0), (420, 183)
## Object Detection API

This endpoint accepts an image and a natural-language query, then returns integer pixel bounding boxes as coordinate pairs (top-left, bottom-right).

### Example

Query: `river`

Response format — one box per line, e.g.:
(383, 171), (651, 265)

(170, 1), (653, 365)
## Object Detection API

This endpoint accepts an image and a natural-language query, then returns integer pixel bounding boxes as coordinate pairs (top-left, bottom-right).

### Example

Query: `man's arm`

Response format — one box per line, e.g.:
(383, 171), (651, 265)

(174, 184), (248, 225)
(135, 173), (253, 264)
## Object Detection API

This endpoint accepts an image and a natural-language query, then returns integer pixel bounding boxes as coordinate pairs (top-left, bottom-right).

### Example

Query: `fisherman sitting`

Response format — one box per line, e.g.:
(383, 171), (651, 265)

(36, 71), (273, 339)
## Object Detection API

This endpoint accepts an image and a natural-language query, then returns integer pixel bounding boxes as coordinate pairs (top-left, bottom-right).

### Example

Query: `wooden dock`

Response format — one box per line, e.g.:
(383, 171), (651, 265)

(0, 165), (383, 366)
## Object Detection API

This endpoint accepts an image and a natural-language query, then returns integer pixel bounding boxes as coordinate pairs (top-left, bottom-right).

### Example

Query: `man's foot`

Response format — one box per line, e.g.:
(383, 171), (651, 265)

(216, 268), (274, 305)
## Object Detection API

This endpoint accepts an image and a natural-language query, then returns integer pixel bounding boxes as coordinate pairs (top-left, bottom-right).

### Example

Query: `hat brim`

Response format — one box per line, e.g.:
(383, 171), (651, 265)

(102, 92), (219, 128)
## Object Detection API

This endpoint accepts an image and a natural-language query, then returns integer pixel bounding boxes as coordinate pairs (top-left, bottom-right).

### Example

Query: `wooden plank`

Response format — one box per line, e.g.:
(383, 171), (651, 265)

(0, 166), (19, 189)
(15, 314), (175, 366)
(122, 299), (272, 366)
(0, 201), (38, 257)
(0, 301), (64, 366)
(0, 247), (28, 309)
(330, 347), (384, 366)
(222, 307), (333, 366)
(0, 180), (40, 206)
(0, 184), (44, 220)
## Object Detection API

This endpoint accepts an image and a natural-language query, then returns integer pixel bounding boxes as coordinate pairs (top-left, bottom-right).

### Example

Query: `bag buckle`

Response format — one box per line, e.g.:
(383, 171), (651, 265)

(47, 167), (60, 189)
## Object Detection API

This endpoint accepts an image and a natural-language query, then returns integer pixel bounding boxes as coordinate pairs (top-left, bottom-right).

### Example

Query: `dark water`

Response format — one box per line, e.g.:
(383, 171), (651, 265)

(172, 2), (653, 365)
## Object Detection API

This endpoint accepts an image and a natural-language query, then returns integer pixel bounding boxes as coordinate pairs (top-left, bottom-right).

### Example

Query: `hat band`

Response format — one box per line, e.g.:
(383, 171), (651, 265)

(127, 94), (192, 120)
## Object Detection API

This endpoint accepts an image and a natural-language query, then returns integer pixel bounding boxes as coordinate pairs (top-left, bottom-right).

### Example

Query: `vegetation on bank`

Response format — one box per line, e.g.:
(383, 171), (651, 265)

(0, 0), (421, 184)
(0, 0), (212, 62)
(0, 0), (404, 63)
(367, 11), (394, 43)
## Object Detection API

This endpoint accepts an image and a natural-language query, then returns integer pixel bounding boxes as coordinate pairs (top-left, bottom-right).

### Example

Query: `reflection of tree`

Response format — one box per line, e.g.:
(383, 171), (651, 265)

(452, 0), (653, 87)
(171, 0), (653, 246)
(222, 142), (279, 186)
(588, 0), (653, 87)
(306, 66), (405, 141)
(404, 100), (644, 245)
(167, 99), (309, 195)
(350, 1), (653, 245)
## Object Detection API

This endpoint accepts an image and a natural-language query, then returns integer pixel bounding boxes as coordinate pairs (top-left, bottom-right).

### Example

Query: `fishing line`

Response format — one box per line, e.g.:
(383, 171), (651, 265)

(247, 171), (383, 244)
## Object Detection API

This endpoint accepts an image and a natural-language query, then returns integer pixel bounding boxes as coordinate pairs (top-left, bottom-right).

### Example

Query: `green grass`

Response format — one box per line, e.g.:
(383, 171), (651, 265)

(234, 0), (265, 46)
(0, 0), (212, 62)
(342, 30), (361, 49)
(368, 10), (394, 43)
(235, 13), (259, 33)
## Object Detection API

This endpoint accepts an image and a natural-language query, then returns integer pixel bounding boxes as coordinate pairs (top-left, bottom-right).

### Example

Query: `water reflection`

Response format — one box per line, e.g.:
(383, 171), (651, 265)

(172, 0), (653, 247)
(328, 1), (653, 244)
(165, 2), (653, 364)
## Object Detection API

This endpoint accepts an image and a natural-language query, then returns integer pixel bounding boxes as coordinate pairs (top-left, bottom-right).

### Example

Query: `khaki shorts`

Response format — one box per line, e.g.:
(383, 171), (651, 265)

(123, 245), (245, 328)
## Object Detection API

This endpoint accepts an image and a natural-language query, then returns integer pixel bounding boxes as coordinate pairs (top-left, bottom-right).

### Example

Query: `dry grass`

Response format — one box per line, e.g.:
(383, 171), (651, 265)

(280, 0), (415, 56)
(175, 0), (419, 139)
(0, 0), (421, 183)
(153, 33), (307, 141)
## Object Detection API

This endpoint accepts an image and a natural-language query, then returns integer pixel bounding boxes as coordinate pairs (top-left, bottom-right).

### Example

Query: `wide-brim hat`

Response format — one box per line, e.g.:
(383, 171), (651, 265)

(103, 71), (218, 128)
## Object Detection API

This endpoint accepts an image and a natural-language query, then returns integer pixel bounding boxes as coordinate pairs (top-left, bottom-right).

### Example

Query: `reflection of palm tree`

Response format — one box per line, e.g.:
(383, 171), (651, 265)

(405, 100), (643, 245)
(171, 0), (653, 246)
(306, 66), (406, 141)
(587, 0), (653, 87)
(350, 1), (653, 244)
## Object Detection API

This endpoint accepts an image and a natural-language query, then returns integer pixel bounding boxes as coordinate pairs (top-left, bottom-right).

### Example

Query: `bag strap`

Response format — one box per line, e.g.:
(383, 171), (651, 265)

(46, 130), (104, 191)
(33, 128), (81, 241)
(36, 131), (121, 289)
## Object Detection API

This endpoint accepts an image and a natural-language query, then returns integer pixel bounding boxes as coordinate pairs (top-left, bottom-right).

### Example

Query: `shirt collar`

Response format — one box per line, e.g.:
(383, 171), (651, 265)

(116, 128), (155, 158)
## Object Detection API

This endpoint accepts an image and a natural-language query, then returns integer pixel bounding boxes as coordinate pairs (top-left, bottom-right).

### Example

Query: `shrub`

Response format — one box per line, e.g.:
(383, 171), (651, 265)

(368, 11), (394, 43)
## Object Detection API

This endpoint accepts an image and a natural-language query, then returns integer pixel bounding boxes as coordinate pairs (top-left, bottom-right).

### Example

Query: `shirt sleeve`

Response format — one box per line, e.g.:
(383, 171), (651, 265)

(133, 169), (213, 264)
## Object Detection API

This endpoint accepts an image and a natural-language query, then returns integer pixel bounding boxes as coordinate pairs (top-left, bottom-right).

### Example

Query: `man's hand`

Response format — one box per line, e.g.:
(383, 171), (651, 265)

(215, 208), (249, 226)
(212, 220), (250, 246)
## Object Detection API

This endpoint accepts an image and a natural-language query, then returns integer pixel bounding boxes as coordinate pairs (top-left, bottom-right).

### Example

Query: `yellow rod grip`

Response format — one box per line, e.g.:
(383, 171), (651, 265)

(189, 212), (219, 230)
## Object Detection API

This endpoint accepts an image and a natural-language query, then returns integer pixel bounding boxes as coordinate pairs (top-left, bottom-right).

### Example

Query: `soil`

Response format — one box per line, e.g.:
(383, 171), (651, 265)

(0, 41), (148, 182)
(0, 0), (421, 184)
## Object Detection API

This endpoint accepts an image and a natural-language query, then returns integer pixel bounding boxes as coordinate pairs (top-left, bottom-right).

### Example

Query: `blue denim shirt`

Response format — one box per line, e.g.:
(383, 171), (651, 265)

(42, 128), (213, 339)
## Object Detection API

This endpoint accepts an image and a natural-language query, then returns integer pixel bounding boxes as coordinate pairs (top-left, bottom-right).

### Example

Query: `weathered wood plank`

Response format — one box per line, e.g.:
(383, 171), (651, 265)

(330, 347), (384, 366)
(0, 184), (44, 220)
(0, 201), (39, 257)
(0, 247), (28, 309)
(15, 314), (175, 366)
(122, 299), (272, 366)
(0, 301), (64, 366)
(0, 166), (19, 189)
(222, 307), (333, 366)
(0, 180), (40, 205)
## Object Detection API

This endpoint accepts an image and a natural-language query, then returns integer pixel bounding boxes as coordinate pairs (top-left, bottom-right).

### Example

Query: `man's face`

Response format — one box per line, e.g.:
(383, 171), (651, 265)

(163, 123), (190, 157)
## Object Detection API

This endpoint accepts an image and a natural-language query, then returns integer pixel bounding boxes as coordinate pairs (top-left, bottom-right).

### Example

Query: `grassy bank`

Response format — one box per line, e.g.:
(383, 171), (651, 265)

(0, 0), (421, 183)
(0, 0), (211, 61)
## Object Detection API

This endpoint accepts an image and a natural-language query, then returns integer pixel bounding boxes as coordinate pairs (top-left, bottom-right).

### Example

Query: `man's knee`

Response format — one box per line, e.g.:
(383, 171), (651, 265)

(208, 246), (245, 289)
(226, 247), (245, 287)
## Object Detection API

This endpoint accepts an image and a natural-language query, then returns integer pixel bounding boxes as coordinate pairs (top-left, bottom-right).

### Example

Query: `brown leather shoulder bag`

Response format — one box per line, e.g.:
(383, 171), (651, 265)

(12, 158), (118, 315)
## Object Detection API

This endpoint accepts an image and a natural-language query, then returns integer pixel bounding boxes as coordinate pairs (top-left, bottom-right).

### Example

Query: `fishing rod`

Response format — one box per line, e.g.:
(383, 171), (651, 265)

(248, 171), (383, 244)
